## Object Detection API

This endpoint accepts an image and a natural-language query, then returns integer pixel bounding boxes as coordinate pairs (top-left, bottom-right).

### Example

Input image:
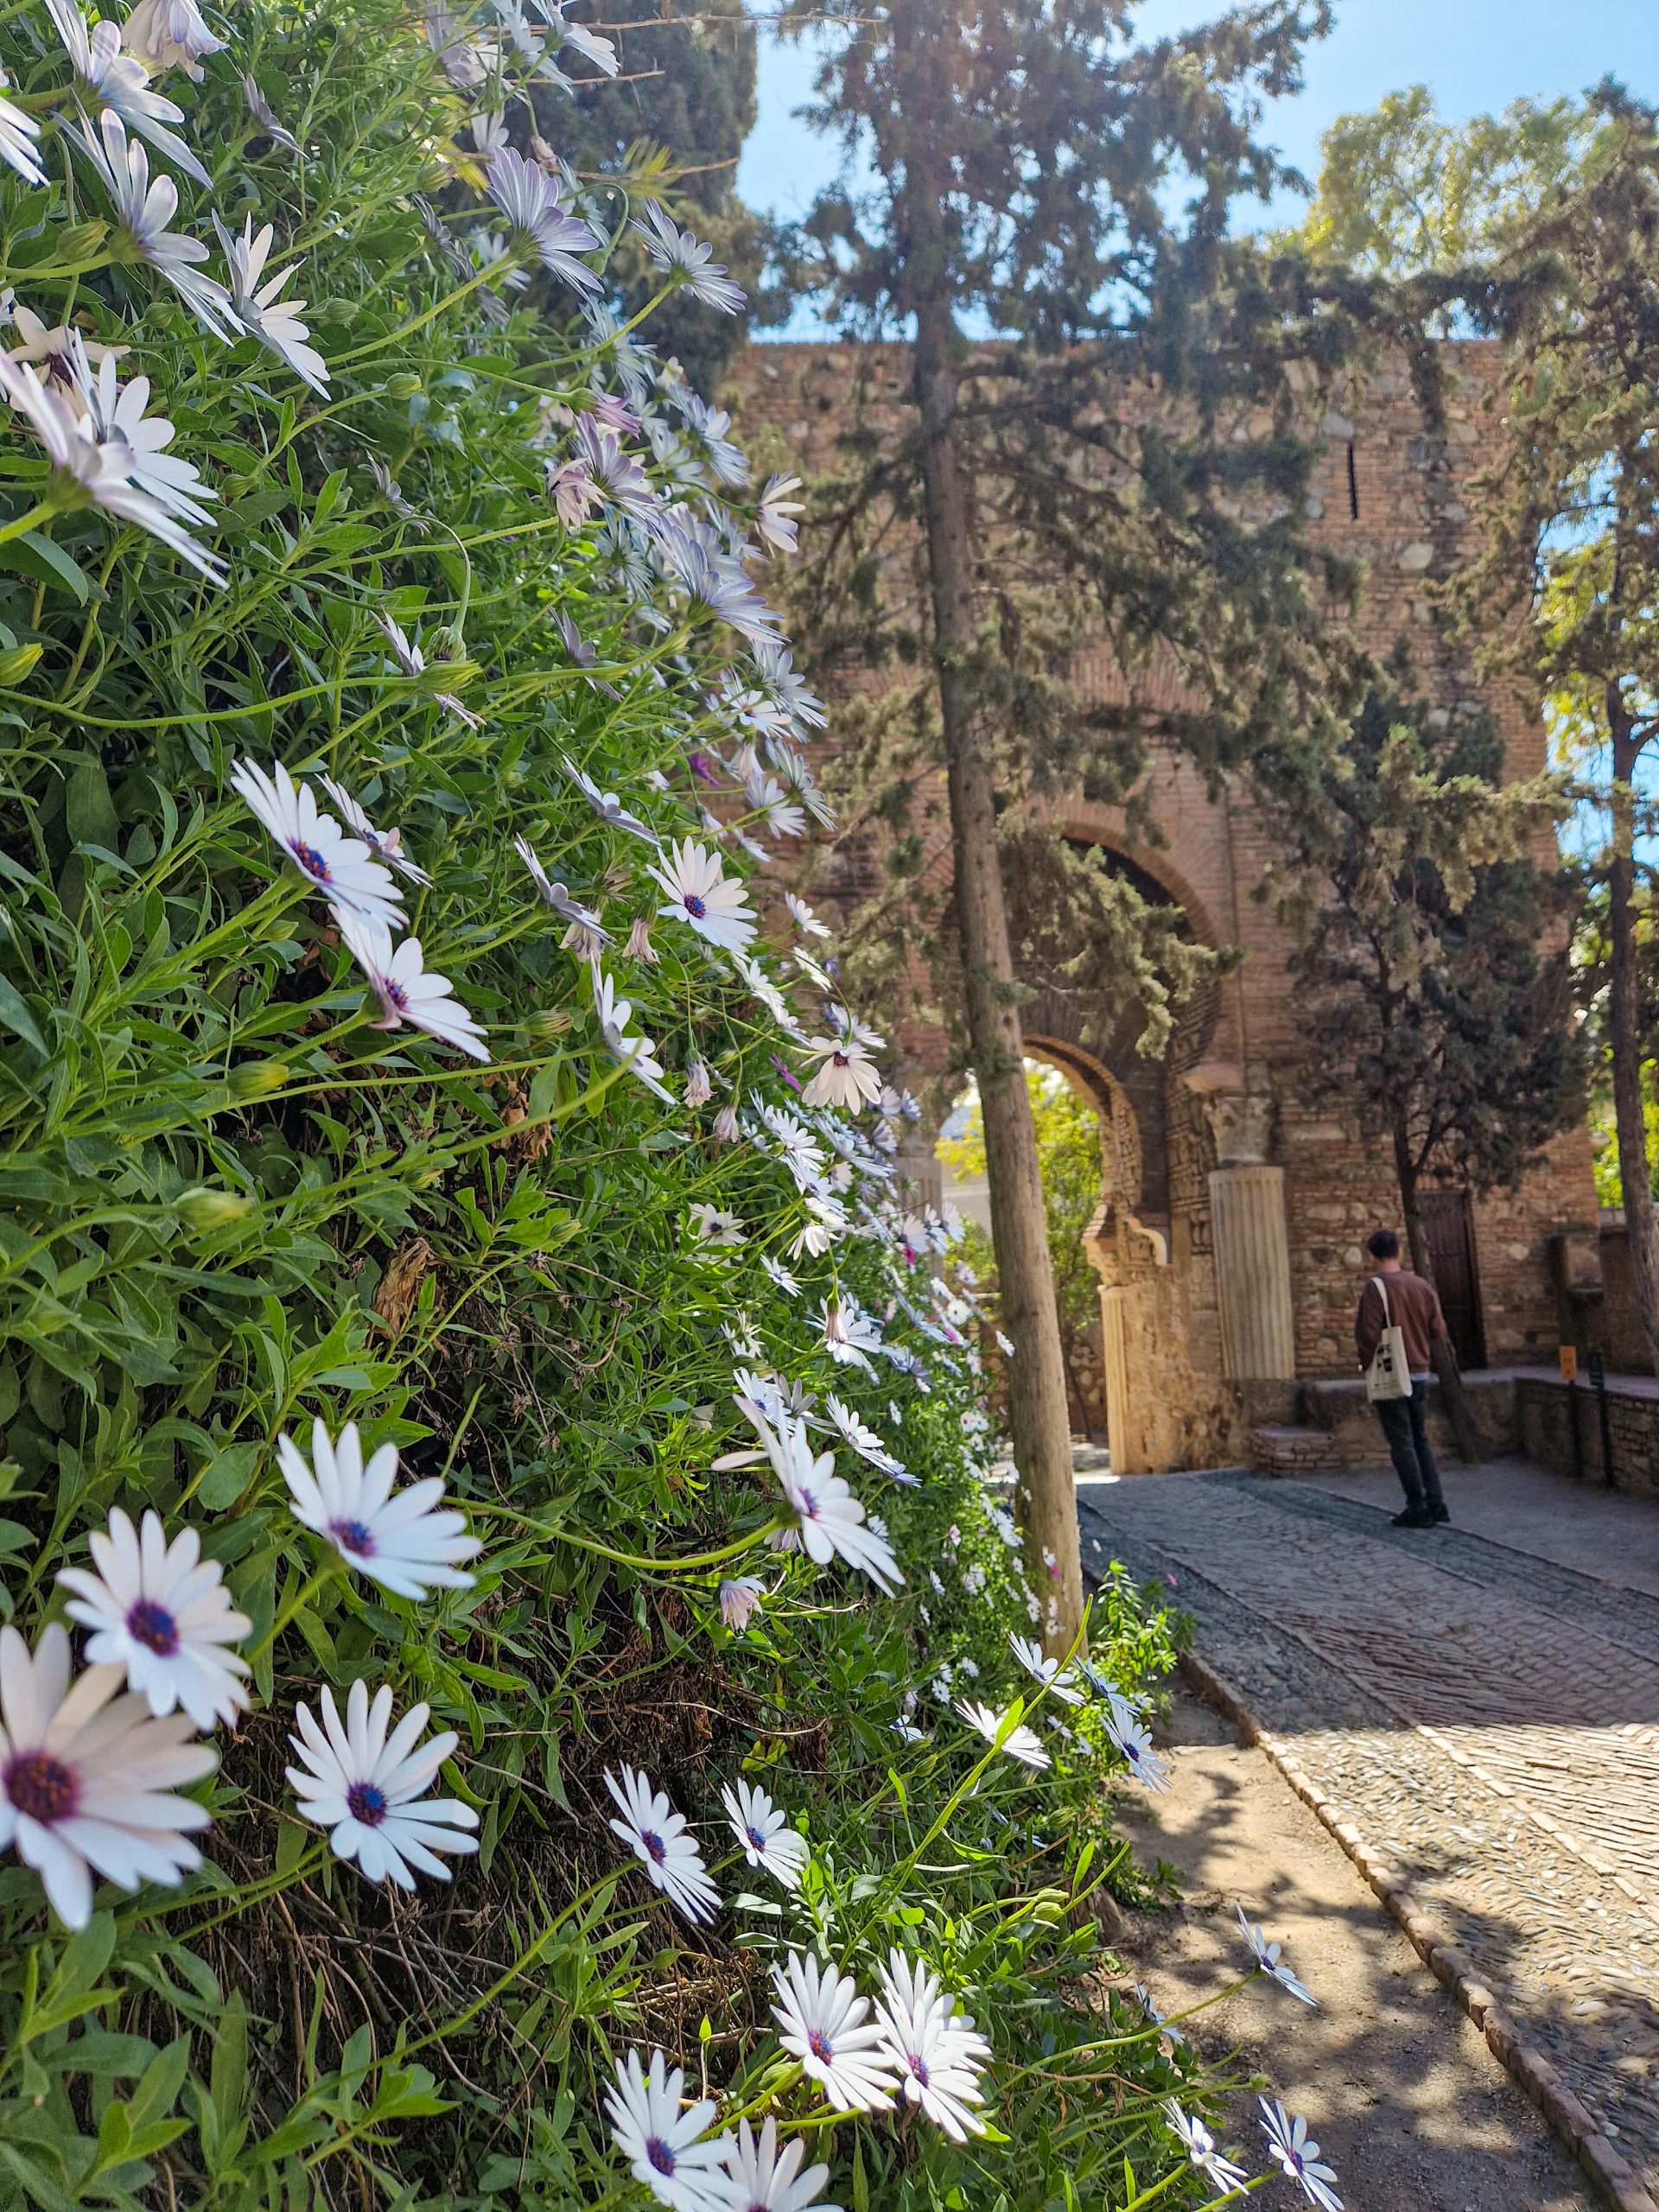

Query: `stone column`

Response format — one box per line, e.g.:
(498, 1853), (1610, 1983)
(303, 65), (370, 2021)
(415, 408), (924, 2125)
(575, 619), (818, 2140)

(1209, 1164), (1295, 1379)
(1097, 1285), (1146, 1474)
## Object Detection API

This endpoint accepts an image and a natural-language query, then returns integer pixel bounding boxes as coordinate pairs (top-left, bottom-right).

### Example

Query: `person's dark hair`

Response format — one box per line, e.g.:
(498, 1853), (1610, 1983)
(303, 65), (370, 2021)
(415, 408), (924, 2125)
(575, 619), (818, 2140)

(1365, 1228), (1401, 1261)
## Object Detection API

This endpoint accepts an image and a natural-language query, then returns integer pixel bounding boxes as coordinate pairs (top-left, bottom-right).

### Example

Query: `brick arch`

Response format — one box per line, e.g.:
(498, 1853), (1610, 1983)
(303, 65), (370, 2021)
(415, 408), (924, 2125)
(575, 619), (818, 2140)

(1055, 807), (1225, 952)
(1021, 1033), (1141, 1217)
(1012, 830), (1220, 1229)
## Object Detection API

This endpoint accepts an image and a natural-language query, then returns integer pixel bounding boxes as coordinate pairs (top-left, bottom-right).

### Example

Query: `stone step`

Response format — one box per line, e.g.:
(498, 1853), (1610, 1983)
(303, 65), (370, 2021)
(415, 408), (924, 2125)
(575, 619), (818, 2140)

(1250, 1422), (1357, 1475)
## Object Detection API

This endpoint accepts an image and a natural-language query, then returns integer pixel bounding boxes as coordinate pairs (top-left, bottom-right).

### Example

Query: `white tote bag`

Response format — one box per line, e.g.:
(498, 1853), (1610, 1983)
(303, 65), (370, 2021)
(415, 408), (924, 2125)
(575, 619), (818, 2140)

(1364, 1274), (1413, 1402)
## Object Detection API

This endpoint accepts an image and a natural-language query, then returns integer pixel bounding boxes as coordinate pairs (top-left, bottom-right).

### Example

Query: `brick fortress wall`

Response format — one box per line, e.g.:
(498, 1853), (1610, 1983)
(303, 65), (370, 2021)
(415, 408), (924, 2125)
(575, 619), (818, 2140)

(724, 340), (1602, 1459)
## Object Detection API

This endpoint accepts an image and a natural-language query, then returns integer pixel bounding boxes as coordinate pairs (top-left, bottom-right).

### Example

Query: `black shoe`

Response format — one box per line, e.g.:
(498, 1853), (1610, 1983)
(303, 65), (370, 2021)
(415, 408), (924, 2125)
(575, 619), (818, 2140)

(1392, 1504), (1433, 1528)
(1426, 1503), (1450, 1524)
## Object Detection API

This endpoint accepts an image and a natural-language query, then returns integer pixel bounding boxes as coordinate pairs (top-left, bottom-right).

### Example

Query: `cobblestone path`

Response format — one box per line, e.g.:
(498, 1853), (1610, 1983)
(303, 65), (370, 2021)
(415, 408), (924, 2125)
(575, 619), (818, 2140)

(1076, 1471), (1659, 2196)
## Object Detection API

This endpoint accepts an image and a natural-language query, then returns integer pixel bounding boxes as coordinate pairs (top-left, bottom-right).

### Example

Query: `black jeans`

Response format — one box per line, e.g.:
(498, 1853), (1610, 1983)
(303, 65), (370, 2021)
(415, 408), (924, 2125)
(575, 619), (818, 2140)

(1373, 1378), (1445, 1511)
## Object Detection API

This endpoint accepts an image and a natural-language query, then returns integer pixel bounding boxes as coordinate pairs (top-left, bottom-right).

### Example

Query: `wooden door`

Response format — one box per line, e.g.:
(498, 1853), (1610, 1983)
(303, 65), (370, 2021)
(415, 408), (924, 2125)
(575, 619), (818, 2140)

(1421, 1188), (1486, 1370)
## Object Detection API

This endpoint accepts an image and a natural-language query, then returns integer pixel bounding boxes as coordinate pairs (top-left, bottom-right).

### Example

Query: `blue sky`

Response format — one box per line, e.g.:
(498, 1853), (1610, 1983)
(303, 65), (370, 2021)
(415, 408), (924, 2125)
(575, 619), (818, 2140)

(738, 0), (1659, 233)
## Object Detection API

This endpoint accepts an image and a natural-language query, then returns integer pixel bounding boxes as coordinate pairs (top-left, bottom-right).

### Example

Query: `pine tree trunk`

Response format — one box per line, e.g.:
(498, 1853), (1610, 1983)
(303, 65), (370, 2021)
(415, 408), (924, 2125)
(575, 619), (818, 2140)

(1390, 1114), (1484, 1464)
(1607, 696), (1659, 1375)
(912, 299), (1085, 1657)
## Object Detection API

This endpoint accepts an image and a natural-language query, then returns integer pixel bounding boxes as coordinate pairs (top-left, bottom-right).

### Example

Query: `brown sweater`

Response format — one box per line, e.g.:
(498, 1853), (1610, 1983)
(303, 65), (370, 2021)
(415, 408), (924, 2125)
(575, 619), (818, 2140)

(1355, 1270), (1447, 1376)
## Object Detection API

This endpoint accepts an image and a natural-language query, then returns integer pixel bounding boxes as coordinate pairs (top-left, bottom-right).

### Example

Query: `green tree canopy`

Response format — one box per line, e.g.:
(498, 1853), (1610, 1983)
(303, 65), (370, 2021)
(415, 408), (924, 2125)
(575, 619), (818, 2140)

(940, 1065), (1105, 1431)
(1289, 84), (1609, 277)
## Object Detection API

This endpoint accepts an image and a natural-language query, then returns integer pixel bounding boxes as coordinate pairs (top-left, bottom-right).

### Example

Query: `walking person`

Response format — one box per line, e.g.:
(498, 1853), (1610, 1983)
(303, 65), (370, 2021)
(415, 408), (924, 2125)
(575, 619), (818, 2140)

(1355, 1228), (1451, 1529)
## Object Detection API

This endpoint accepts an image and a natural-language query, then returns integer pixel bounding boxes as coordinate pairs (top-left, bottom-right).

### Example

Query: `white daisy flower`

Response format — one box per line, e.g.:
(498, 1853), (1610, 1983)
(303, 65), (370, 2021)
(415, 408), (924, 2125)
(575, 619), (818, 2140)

(1260, 2100), (1342, 2211)
(1135, 1983), (1185, 2048)
(1163, 2102), (1248, 2195)
(712, 1102), (741, 1146)
(606, 1764), (720, 1924)
(761, 1253), (802, 1298)
(785, 892), (830, 938)
(732, 953), (804, 1040)
(1007, 1631), (1085, 1707)
(45, 0), (211, 183)
(802, 1033), (882, 1113)
(229, 760), (404, 926)
(755, 474), (804, 559)
(320, 774), (429, 885)
(57, 1507), (250, 1729)
(1106, 1707), (1172, 1794)
(603, 2048), (728, 2212)
(626, 913), (658, 963)
(720, 1777), (808, 1889)
(422, 0), (493, 87)
(633, 203), (745, 314)
(70, 112), (235, 336)
(757, 1103), (826, 1185)
(0, 1621), (213, 1929)
(824, 1003), (884, 1050)
(677, 391), (748, 486)
(823, 1395), (907, 1482)
(816, 1299), (882, 1372)
(276, 1415), (481, 1600)
(0, 351), (225, 581)
(286, 1680), (479, 1889)
(242, 72), (301, 152)
(214, 215), (328, 394)
(592, 964), (674, 1102)
(652, 839), (756, 955)
(486, 144), (601, 294)
(730, 1366), (788, 1427)
(562, 753), (657, 842)
(689, 1203), (745, 1248)
(721, 1312), (763, 1361)
(771, 1953), (895, 2113)
(995, 1329), (1016, 1358)
(372, 610), (481, 726)
(747, 1408), (902, 1593)
(0, 67), (44, 185)
(746, 772), (805, 839)
(5, 304), (127, 404)
(547, 8), (620, 77)
(874, 1951), (991, 2142)
(718, 1577), (763, 1631)
(574, 412), (657, 519)
(957, 1700), (1051, 1771)
(1236, 1904), (1317, 2005)
(683, 1058), (713, 1108)
(334, 912), (489, 1063)
(716, 2118), (836, 2212)
(122, 0), (220, 80)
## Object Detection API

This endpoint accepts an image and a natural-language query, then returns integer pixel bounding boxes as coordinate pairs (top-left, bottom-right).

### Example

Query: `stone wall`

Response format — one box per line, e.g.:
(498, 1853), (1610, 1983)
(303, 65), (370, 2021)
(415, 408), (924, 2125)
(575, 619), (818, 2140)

(1516, 1373), (1659, 1498)
(726, 338), (1605, 1466)
(1577, 1211), (1655, 1375)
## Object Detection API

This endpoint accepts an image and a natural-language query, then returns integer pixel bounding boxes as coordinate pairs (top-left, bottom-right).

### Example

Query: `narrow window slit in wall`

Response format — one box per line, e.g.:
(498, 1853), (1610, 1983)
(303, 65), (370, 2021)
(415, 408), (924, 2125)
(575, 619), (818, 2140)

(1346, 441), (1359, 521)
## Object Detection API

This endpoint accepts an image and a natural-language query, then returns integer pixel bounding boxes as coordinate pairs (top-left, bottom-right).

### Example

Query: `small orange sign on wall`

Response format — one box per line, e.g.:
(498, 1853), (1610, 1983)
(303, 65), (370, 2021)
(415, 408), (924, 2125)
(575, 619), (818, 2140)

(1559, 1344), (1579, 1383)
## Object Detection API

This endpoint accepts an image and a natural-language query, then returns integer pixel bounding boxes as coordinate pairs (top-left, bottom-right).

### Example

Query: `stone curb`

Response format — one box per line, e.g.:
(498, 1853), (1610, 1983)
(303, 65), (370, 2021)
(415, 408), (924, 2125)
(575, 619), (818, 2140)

(1178, 1648), (1659, 2212)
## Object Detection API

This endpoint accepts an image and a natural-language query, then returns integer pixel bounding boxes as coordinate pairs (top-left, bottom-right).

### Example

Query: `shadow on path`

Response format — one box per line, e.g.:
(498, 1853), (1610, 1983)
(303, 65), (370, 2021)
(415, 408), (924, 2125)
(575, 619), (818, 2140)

(1079, 1462), (1659, 2197)
(1110, 1687), (1592, 2211)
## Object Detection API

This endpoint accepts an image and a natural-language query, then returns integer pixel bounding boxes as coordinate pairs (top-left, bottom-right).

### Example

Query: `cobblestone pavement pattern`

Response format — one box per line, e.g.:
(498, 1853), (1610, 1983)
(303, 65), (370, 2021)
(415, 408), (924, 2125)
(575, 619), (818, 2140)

(1076, 1471), (1659, 2197)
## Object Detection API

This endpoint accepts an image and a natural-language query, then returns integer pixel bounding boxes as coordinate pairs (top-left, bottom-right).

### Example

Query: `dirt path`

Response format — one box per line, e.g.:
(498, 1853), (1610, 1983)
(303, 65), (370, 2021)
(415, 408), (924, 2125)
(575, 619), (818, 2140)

(1110, 1687), (1592, 2212)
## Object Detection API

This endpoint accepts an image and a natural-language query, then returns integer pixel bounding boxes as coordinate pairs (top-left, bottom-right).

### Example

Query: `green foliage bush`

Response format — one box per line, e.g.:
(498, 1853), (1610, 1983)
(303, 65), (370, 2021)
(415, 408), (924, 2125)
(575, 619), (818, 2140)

(0, 2), (1273, 2205)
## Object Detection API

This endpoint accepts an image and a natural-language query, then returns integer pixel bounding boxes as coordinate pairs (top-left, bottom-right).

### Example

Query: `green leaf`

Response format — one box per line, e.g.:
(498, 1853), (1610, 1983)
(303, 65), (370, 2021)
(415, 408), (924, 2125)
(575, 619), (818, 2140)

(195, 1440), (262, 1510)
(0, 977), (46, 1059)
(0, 531), (91, 603)
(67, 760), (119, 852)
